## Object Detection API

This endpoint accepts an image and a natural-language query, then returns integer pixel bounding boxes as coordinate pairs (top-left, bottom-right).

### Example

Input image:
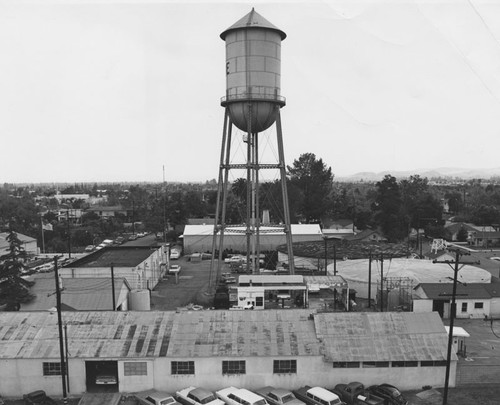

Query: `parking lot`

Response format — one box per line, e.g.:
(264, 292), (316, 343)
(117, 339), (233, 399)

(151, 255), (214, 310)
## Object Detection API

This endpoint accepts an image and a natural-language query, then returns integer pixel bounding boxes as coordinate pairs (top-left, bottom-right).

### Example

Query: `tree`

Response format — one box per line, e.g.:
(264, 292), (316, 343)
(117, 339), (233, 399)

(372, 175), (405, 242)
(456, 227), (469, 242)
(0, 231), (34, 309)
(287, 153), (334, 223)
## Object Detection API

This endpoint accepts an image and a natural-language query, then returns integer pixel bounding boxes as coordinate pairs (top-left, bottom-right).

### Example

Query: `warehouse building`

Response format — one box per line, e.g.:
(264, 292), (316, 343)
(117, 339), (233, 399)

(59, 246), (168, 291)
(182, 224), (323, 254)
(0, 310), (455, 397)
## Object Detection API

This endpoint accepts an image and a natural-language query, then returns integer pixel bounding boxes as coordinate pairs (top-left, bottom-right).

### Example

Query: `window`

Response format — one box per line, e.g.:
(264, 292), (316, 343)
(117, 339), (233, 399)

(171, 361), (194, 375)
(222, 360), (246, 375)
(421, 360), (447, 367)
(332, 361), (360, 368)
(461, 303), (468, 312)
(474, 302), (484, 309)
(124, 362), (147, 376)
(362, 361), (389, 368)
(43, 362), (62, 376)
(273, 359), (297, 374)
(392, 361), (418, 367)
(255, 296), (264, 307)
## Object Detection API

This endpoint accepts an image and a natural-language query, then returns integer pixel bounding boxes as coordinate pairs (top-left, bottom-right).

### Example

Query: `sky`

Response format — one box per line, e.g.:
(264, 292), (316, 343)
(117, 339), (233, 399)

(1, 0), (500, 184)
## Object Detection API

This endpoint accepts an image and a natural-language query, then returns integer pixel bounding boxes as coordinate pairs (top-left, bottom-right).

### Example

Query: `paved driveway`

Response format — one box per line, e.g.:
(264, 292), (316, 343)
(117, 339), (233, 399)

(151, 256), (214, 310)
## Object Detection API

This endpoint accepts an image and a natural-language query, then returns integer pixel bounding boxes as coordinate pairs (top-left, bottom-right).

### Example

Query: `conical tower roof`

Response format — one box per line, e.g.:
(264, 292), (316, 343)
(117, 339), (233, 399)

(220, 8), (286, 40)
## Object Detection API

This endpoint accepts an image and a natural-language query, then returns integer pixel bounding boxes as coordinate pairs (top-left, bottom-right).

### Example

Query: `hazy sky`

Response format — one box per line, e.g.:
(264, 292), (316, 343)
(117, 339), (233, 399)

(2, 0), (500, 183)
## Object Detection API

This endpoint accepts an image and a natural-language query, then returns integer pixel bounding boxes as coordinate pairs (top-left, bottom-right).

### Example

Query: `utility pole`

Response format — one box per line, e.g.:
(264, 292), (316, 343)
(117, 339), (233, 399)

(111, 263), (116, 310)
(433, 249), (479, 405)
(368, 252), (372, 308)
(54, 257), (68, 404)
(379, 253), (384, 312)
(66, 210), (71, 259)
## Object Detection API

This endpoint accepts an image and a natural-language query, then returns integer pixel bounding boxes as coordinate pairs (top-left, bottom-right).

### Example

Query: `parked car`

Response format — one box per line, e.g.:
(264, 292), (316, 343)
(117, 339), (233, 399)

(84, 245), (95, 252)
(332, 382), (384, 405)
(254, 387), (305, 405)
(135, 390), (180, 405)
(114, 236), (125, 245)
(168, 264), (181, 274)
(293, 386), (344, 405)
(23, 390), (57, 405)
(216, 387), (268, 405)
(128, 234), (138, 241)
(176, 386), (224, 405)
(367, 385), (408, 405)
(224, 255), (246, 264)
(95, 374), (117, 385)
(170, 249), (181, 260)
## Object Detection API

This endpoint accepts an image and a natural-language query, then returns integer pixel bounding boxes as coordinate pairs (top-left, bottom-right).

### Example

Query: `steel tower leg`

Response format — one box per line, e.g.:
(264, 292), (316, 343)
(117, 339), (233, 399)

(255, 131), (260, 274)
(276, 109), (295, 274)
(209, 109), (231, 291)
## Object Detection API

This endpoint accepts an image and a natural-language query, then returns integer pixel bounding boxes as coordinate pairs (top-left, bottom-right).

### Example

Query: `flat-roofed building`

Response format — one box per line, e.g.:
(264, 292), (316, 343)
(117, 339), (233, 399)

(59, 246), (168, 290)
(0, 310), (455, 397)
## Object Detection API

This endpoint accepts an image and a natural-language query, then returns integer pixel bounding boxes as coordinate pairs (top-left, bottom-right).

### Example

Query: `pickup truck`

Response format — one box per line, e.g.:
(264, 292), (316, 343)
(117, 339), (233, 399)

(254, 387), (305, 405)
(292, 386), (344, 405)
(134, 390), (181, 405)
(176, 386), (225, 405)
(332, 383), (384, 405)
(23, 390), (57, 405)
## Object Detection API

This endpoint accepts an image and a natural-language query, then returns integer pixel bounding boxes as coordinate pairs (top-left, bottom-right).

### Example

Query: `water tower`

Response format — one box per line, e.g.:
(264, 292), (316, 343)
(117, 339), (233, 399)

(209, 8), (295, 288)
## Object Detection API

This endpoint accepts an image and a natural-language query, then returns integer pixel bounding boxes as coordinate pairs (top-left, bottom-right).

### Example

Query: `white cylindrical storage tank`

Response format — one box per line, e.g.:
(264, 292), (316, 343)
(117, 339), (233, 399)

(220, 8), (286, 132)
(128, 289), (151, 310)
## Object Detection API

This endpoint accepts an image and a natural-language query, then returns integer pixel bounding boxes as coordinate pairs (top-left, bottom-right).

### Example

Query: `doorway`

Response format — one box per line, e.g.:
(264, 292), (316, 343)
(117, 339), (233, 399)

(85, 361), (119, 393)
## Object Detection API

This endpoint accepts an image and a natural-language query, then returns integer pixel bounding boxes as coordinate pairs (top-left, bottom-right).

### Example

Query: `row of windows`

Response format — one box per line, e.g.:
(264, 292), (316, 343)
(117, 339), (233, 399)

(333, 360), (447, 368)
(462, 302), (483, 311)
(42, 358), (447, 377)
(171, 360), (297, 375)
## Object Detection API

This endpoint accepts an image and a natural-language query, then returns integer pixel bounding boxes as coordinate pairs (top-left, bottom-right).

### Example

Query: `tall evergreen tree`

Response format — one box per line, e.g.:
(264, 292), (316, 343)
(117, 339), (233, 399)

(0, 230), (35, 310)
(287, 153), (334, 223)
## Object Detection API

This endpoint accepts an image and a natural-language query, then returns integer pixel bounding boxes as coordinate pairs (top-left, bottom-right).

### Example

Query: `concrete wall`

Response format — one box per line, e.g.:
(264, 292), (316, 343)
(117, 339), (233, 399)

(0, 356), (456, 398)
(413, 299), (433, 313)
(490, 297), (500, 317)
(60, 248), (166, 290)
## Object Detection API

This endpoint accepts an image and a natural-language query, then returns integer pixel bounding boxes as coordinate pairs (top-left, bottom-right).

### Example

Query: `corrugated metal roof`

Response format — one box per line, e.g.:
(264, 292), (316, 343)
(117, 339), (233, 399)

(166, 310), (320, 358)
(21, 276), (131, 311)
(0, 311), (176, 360)
(314, 312), (453, 362)
(68, 246), (157, 268)
(183, 224), (322, 237)
(0, 310), (451, 363)
(220, 8), (286, 40)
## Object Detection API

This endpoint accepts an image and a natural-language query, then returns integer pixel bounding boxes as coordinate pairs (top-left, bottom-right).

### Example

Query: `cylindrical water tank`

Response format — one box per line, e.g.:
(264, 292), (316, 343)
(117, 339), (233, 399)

(220, 8), (286, 132)
(128, 289), (151, 310)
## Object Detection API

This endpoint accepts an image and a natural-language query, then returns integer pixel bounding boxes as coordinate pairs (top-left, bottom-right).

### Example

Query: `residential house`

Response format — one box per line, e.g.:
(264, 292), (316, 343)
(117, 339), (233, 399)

(0, 232), (38, 256)
(413, 282), (500, 318)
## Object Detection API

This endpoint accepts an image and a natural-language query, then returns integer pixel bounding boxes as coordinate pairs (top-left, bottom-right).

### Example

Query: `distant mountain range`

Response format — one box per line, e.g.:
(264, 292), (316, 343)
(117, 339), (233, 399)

(336, 167), (500, 182)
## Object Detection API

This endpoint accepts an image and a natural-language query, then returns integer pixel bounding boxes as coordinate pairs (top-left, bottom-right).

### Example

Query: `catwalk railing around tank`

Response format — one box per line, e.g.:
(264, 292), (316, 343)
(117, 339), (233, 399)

(221, 92), (286, 106)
